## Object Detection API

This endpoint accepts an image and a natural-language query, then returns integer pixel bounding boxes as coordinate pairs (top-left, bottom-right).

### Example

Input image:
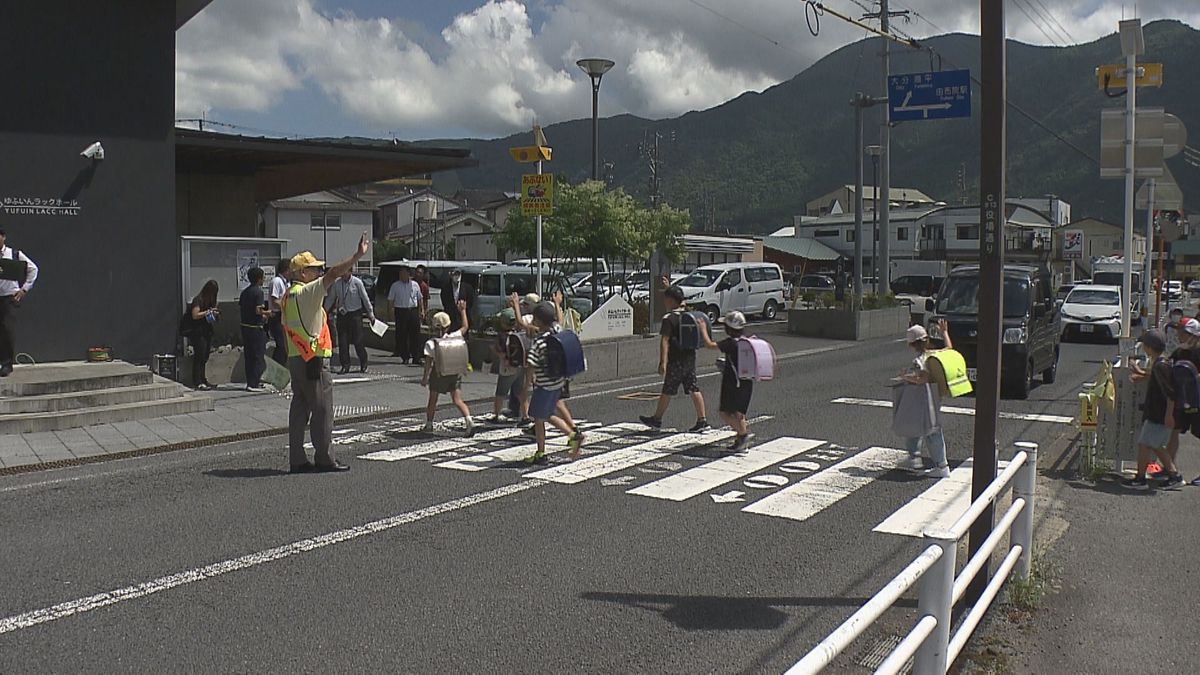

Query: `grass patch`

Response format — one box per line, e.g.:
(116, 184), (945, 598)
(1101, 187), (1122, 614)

(1006, 553), (1057, 613)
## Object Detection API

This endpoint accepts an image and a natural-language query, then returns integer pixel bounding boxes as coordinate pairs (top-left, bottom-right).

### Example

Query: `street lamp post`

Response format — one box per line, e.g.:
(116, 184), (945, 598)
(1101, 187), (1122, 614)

(866, 145), (882, 295)
(577, 57), (614, 311)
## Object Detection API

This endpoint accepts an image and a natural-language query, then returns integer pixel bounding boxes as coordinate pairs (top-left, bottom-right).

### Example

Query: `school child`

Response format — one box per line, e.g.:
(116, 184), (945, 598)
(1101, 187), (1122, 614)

(697, 310), (755, 451)
(525, 302), (584, 463)
(893, 321), (952, 478)
(489, 308), (528, 422)
(640, 284), (708, 432)
(420, 300), (474, 436)
(1124, 329), (1183, 489)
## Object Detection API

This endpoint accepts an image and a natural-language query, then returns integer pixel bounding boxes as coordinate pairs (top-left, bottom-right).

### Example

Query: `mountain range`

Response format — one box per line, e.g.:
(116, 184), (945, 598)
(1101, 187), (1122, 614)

(428, 20), (1200, 234)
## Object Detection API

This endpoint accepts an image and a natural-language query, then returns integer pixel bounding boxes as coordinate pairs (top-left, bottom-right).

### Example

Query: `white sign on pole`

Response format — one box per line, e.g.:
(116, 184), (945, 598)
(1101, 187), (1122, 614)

(579, 293), (634, 342)
(1062, 230), (1085, 260)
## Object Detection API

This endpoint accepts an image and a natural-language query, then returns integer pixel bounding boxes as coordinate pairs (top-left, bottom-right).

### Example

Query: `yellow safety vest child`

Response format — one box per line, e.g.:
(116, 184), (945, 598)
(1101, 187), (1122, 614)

(926, 348), (973, 398)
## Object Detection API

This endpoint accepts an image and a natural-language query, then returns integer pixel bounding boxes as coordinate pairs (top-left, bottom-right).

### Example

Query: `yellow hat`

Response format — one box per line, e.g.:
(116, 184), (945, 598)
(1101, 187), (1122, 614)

(290, 251), (325, 272)
(431, 312), (452, 329)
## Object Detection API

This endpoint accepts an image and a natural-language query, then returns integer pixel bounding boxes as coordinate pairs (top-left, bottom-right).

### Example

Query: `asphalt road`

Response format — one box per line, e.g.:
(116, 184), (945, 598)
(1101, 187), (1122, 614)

(0, 327), (1114, 673)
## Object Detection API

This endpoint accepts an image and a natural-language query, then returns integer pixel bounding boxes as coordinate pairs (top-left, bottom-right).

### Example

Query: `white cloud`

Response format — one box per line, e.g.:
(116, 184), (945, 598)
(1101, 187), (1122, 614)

(176, 0), (1200, 137)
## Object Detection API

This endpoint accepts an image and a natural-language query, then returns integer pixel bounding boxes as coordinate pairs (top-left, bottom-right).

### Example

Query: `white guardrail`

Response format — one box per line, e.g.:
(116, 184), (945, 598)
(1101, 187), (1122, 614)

(786, 441), (1038, 675)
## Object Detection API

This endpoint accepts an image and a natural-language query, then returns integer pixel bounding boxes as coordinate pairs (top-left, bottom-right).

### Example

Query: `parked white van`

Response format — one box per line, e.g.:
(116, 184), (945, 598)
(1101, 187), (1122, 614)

(675, 262), (786, 322)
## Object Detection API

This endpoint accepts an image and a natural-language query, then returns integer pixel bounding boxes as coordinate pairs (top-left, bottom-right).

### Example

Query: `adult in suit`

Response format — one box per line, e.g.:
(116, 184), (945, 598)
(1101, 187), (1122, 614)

(439, 269), (475, 333)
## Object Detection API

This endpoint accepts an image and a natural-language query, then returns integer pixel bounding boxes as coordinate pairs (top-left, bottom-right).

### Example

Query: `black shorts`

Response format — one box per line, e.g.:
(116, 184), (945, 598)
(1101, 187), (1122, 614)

(719, 376), (753, 415)
(662, 360), (700, 395)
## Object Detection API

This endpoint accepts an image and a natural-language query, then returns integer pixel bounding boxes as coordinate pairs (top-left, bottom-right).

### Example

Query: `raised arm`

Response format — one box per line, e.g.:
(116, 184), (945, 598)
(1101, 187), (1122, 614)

(937, 319), (953, 350)
(322, 232), (369, 289)
(456, 300), (469, 337)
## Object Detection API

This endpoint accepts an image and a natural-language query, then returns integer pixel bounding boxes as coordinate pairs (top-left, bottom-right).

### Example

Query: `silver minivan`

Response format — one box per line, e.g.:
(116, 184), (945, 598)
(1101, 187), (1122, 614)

(674, 262), (787, 322)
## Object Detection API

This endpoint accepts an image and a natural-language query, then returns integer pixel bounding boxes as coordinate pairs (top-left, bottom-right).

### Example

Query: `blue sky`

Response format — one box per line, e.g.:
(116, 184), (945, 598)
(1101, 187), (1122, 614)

(175, 0), (1199, 141)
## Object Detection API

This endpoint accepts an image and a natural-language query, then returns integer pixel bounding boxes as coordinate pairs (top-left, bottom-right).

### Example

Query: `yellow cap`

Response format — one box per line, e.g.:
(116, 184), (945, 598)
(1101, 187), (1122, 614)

(290, 251), (325, 272)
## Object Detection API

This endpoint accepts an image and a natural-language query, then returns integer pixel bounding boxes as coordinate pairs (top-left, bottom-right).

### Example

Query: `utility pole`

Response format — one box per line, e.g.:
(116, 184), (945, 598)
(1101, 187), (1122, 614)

(863, 0), (907, 295)
(852, 93), (885, 306)
(969, 0), (1006, 605)
(1119, 19), (1142, 344)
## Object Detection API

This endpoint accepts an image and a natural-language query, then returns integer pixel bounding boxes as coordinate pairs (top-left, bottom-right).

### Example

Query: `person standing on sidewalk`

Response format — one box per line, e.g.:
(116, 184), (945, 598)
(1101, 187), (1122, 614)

(1134, 318), (1200, 488)
(327, 269), (375, 374)
(267, 259), (290, 365)
(640, 284), (709, 432)
(238, 267), (270, 392)
(0, 228), (38, 377)
(440, 268), (474, 333)
(187, 280), (220, 391)
(387, 265), (423, 364)
(1123, 329), (1182, 490)
(282, 233), (369, 474)
(893, 321), (952, 478)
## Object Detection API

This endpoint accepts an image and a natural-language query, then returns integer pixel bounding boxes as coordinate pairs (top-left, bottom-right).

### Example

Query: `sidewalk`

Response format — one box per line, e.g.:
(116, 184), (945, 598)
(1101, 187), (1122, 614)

(0, 351), (498, 473)
(965, 430), (1200, 673)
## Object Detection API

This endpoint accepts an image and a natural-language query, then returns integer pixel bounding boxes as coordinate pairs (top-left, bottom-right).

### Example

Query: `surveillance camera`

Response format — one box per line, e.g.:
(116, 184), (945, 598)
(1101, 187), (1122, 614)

(80, 142), (105, 160)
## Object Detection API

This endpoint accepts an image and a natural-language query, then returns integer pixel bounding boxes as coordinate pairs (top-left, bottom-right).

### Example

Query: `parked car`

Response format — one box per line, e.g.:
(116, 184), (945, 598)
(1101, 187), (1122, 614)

(1188, 280), (1200, 295)
(1055, 283), (1076, 302)
(1161, 280), (1183, 300)
(676, 262), (786, 322)
(1060, 285), (1122, 343)
(471, 265), (591, 326)
(891, 274), (944, 309)
(926, 264), (1060, 399)
(795, 274), (835, 294)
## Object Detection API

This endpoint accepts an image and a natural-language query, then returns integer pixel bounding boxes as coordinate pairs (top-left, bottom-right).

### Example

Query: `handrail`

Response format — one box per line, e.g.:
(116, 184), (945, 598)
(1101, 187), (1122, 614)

(784, 545), (943, 675)
(787, 441), (1038, 674)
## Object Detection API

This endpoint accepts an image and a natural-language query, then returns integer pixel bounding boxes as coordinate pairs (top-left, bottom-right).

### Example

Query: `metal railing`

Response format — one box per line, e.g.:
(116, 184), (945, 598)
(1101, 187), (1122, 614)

(786, 441), (1038, 675)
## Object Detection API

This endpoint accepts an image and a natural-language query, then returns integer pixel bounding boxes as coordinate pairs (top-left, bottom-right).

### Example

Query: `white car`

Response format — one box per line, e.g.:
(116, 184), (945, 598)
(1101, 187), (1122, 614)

(1161, 280), (1183, 300)
(675, 262), (787, 322)
(1060, 284), (1122, 343)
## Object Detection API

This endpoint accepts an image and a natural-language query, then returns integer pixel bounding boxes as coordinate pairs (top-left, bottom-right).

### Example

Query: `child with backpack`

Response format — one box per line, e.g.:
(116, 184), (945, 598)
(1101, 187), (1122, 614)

(525, 301), (584, 463)
(640, 283), (709, 432)
(420, 300), (474, 436)
(488, 307), (528, 423)
(697, 310), (763, 451)
(1124, 329), (1183, 489)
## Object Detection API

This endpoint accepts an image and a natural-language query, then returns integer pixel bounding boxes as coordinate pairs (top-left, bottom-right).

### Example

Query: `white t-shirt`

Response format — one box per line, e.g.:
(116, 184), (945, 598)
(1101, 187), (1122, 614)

(269, 275), (288, 304)
(389, 280), (421, 308)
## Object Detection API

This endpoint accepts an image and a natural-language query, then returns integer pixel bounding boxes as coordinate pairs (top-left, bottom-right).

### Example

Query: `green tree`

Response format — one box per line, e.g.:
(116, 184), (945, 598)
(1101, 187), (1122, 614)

(373, 238), (410, 263)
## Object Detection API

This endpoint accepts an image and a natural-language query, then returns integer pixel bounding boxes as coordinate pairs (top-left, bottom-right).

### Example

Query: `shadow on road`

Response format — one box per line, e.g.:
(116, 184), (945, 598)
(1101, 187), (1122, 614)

(580, 591), (915, 631)
(204, 468), (291, 479)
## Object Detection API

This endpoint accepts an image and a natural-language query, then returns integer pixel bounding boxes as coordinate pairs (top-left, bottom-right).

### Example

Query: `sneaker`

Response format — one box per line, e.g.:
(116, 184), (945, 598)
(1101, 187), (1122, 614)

(518, 417), (534, 428)
(900, 456), (924, 472)
(1159, 473), (1183, 490)
(1121, 476), (1150, 490)
(639, 415), (662, 429)
(523, 449), (547, 465)
(1149, 469), (1169, 480)
(567, 430), (584, 457)
(1192, 476), (1200, 487)
(464, 417), (475, 438)
(688, 418), (710, 433)
(728, 434), (750, 452)
(245, 385), (268, 393)
(923, 465), (951, 479)
(522, 426), (536, 437)
(421, 422), (434, 433)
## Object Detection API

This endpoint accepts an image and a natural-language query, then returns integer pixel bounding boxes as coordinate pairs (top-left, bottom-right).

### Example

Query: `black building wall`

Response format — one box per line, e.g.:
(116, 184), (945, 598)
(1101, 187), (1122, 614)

(0, 0), (177, 363)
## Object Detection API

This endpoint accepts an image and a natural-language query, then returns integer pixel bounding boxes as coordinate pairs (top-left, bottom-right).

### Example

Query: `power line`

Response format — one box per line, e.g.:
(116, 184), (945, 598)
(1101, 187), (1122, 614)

(1019, 0), (1071, 45)
(1028, 0), (1077, 43)
(685, 0), (809, 58)
(1010, 0), (1066, 46)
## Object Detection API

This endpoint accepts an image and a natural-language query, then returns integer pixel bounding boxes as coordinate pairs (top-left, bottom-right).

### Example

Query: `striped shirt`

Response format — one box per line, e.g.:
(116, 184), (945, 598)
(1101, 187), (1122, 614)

(526, 331), (564, 391)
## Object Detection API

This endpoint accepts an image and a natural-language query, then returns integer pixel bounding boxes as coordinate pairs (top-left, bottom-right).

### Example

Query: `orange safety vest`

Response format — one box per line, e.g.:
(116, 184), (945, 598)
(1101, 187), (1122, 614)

(282, 282), (333, 361)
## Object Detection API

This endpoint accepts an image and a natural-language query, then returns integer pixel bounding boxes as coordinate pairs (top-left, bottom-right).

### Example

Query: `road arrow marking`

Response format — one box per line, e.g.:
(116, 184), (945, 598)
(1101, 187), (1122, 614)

(600, 476), (636, 486)
(710, 490), (746, 503)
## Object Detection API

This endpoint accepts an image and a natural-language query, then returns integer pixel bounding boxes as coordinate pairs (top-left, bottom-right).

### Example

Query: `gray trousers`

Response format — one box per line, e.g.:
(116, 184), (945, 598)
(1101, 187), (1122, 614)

(287, 356), (335, 466)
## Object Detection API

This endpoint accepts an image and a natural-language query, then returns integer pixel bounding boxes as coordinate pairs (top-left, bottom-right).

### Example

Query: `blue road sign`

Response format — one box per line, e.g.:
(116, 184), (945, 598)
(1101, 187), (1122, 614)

(888, 69), (971, 122)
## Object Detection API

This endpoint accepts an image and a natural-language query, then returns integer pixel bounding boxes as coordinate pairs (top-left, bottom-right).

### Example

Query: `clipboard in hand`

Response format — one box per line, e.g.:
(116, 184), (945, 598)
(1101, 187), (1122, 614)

(0, 257), (27, 282)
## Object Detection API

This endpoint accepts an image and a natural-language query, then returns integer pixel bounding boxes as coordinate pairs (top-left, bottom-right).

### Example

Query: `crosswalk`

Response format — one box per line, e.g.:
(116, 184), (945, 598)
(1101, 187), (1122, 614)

(347, 416), (1010, 537)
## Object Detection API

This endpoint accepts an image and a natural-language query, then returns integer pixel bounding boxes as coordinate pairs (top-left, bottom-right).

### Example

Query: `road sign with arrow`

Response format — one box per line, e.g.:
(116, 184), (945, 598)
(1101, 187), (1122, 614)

(888, 69), (971, 122)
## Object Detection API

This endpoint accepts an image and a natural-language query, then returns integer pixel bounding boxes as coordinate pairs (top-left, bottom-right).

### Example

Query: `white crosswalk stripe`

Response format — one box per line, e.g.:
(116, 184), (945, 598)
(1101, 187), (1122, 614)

(523, 429), (739, 484)
(627, 437), (826, 502)
(873, 459), (1009, 537)
(741, 446), (909, 522)
(358, 426), (530, 462)
(831, 397), (1074, 424)
(435, 423), (645, 472)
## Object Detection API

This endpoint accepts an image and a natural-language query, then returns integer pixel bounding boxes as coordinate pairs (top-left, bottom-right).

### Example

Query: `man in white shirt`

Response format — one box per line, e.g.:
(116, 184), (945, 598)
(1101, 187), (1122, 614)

(326, 270), (376, 374)
(267, 259), (290, 365)
(0, 228), (38, 377)
(387, 265), (425, 364)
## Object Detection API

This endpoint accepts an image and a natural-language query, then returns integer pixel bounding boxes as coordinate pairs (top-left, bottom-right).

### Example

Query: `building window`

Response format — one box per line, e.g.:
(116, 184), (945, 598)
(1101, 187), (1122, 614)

(957, 225), (979, 240)
(814, 229), (838, 238)
(897, 227), (909, 241)
(845, 230), (855, 243)
(310, 212), (342, 231)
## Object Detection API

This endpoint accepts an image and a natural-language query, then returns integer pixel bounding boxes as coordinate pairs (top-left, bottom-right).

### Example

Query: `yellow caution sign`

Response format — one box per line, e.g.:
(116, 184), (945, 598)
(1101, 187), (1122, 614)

(1096, 62), (1163, 90)
(1079, 392), (1098, 429)
(509, 145), (552, 163)
(520, 174), (553, 216)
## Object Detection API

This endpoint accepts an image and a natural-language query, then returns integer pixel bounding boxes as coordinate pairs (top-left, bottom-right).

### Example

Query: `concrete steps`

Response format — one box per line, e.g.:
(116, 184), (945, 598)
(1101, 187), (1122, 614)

(0, 361), (213, 433)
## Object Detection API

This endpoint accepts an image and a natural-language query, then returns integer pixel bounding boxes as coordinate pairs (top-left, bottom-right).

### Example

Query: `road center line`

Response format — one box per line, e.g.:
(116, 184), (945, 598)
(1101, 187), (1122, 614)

(0, 479), (544, 637)
(830, 397), (1074, 424)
